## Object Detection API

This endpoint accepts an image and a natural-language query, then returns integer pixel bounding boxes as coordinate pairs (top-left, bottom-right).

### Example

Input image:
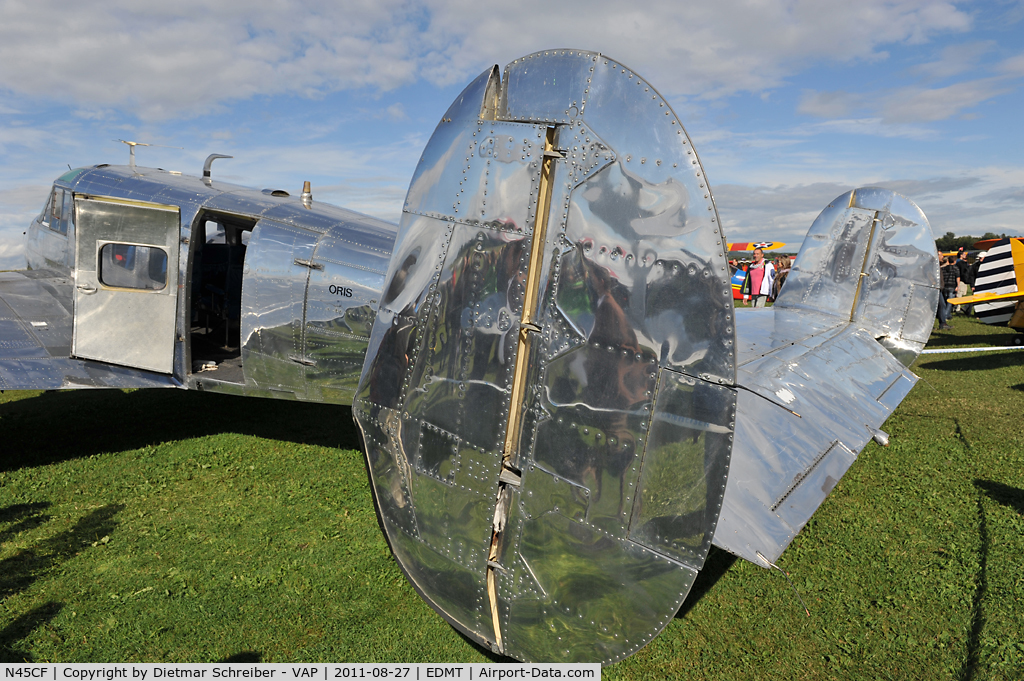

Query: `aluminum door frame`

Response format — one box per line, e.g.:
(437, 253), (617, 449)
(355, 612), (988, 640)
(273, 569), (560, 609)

(73, 195), (180, 374)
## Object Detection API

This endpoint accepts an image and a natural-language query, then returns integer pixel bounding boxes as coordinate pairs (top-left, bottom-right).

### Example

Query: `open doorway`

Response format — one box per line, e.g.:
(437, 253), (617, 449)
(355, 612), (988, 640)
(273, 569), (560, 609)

(188, 212), (256, 383)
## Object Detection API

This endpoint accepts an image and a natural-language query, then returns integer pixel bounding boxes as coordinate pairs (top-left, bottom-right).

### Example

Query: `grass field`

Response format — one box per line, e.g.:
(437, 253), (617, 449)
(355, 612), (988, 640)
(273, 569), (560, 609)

(1, 315), (1022, 678)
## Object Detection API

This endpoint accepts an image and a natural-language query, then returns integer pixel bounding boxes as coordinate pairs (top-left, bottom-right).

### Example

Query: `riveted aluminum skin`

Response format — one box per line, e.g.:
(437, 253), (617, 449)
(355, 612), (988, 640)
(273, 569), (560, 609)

(354, 50), (737, 664)
(19, 163), (396, 399)
(240, 220), (319, 397)
(712, 189), (938, 567)
(775, 188), (939, 366)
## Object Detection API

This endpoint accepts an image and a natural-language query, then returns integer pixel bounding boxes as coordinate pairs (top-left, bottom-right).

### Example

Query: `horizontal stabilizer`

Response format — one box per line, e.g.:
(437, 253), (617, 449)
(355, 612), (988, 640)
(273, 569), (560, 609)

(715, 311), (917, 565)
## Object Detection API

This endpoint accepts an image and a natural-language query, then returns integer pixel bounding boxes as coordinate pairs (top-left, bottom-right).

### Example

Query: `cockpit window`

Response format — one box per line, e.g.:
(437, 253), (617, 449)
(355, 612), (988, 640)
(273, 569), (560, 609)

(61, 190), (73, 235)
(40, 192), (52, 227)
(49, 188), (66, 234)
(99, 243), (168, 290)
(42, 186), (73, 235)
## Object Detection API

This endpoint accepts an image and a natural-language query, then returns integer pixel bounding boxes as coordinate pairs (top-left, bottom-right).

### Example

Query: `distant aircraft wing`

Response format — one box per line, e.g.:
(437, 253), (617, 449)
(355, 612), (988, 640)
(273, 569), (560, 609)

(949, 290), (1024, 305)
(0, 270), (179, 390)
(972, 237), (1023, 251)
(713, 188), (939, 566)
(727, 241), (786, 251)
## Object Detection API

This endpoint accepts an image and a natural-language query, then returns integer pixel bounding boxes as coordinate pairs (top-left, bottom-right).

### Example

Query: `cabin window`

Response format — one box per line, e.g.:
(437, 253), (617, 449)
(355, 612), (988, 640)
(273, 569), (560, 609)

(99, 243), (168, 290)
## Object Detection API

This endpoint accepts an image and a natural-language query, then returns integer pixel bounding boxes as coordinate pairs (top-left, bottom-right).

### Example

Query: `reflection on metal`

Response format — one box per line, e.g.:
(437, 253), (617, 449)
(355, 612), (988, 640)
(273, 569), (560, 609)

(203, 154), (232, 179)
(488, 126), (558, 647)
(10, 48), (945, 667)
(0, 270), (180, 390)
(355, 49), (736, 664)
(712, 189), (939, 567)
(19, 161), (397, 397)
(919, 345), (1024, 354)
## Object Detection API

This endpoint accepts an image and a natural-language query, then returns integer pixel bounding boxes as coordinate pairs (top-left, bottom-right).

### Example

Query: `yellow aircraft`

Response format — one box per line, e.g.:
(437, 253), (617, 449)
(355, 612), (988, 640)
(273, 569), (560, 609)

(949, 237), (1024, 332)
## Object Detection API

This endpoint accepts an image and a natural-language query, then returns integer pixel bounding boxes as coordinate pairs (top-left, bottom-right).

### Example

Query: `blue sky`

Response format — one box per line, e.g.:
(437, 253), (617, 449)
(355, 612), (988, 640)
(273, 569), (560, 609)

(1, 0), (1022, 268)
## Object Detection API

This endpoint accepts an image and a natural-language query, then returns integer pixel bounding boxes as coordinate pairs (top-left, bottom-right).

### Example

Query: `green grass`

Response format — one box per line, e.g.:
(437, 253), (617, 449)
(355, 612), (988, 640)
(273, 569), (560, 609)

(1, 315), (1022, 679)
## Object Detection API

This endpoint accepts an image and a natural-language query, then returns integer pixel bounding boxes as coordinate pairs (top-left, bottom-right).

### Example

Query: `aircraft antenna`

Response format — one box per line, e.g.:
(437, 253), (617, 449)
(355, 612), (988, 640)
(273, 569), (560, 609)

(114, 140), (184, 169)
(203, 154), (233, 180)
(757, 552), (811, 617)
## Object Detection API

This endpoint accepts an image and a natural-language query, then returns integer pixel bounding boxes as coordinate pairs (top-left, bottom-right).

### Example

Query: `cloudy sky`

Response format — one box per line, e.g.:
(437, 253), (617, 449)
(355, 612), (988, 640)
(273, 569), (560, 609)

(1, 0), (1022, 268)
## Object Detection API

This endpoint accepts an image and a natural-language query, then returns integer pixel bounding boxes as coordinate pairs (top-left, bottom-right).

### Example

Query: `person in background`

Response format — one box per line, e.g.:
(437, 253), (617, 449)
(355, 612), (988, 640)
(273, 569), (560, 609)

(772, 255), (791, 301)
(954, 248), (971, 313)
(743, 248), (776, 307)
(937, 255), (959, 330)
(737, 261), (750, 306)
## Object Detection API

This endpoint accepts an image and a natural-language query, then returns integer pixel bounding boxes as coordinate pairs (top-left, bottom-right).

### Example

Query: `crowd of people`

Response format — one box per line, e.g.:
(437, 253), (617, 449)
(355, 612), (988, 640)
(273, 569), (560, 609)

(936, 247), (983, 330)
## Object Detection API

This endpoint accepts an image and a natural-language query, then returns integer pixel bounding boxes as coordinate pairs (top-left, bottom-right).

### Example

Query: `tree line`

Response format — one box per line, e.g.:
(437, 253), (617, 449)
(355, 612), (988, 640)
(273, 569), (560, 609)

(935, 232), (1015, 251)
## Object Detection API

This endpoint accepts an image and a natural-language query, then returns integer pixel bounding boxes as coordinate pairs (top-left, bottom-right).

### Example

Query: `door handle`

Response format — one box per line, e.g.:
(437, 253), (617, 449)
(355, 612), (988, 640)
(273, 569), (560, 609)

(77, 285), (97, 294)
(294, 259), (324, 271)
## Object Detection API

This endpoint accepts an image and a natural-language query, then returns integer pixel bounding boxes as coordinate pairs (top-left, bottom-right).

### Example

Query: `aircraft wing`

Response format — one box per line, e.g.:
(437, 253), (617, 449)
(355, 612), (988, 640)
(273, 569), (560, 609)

(716, 309), (919, 565)
(0, 269), (179, 390)
(948, 290), (1024, 305)
(727, 241), (786, 251)
(713, 188), (939, 566)
(950, 238), (1024, 308)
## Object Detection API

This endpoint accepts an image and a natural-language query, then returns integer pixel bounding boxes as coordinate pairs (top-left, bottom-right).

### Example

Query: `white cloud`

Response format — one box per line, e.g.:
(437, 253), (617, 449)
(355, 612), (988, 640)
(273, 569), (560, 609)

(0, 0), (422, 119)
(911, 41), (995, 80)
(880, 78), (1012, 122)
(0, 185), (48, 270)
(711, 167), (1024, 248)
(999, 52), (1024, 76)
(805, 117), (938, 139)
(797, 76), (1014, 125)
(0, 0), (975, 119)
(798, 90), (864, 118)
(384, 103), (408, 121)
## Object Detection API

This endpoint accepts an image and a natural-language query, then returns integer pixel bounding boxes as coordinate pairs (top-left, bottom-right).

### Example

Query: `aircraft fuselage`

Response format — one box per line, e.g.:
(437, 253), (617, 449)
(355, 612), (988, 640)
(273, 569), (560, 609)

(21, 163), (397, 401)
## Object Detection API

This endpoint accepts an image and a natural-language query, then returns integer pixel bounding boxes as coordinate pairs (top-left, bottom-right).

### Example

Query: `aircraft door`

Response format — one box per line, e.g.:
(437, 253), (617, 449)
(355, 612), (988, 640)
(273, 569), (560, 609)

(73, 195), (181, 374)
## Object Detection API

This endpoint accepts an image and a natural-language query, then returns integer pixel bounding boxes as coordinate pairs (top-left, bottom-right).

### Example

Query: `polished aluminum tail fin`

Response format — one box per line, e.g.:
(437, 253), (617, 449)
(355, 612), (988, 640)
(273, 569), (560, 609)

(774, 188), (940, 365)
(713, 189), (939, 567)
(354, 50), (737, 663)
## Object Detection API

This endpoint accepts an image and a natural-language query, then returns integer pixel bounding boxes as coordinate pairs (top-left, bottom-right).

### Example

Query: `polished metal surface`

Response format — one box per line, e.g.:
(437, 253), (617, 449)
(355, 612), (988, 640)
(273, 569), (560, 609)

(775, 188), (939, 366)
(354, 49), (736, 664)
(302, 220), (392, 402)
(0, 270), (178, 390)
(712, 188), (938, 566)
(236, 216), (393, 402)
(73, 196), (181, 374)
(8, 65), (947, 668)
(19, 163), (397, 393)
(239, 219), (318, 396)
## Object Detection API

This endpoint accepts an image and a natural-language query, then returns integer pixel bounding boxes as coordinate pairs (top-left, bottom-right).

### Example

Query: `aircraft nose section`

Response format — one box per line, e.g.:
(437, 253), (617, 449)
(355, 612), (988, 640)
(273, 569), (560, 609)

(354, 50), (737, 663)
